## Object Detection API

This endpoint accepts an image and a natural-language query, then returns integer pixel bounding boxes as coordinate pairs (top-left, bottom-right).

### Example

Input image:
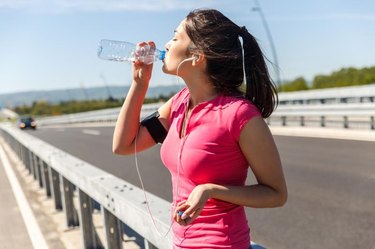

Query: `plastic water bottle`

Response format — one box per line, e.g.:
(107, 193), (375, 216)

(97, 39), (166, 64)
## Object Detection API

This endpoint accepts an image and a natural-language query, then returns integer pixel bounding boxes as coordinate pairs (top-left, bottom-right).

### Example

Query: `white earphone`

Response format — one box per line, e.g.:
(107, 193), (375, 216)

(181, 55), (198, 63)
(176, 55), (198, 74)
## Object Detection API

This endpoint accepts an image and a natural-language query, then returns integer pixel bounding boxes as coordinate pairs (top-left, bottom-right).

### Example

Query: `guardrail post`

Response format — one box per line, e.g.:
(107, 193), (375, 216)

(371, 116), (374, 130)
(22, 145), (28, 170)
(19, 142), (24, 165)
(300, 116), (305, 127)
(282, 116), (287, 126)
(37, 157), (44, 188)
(20, 144), (26, 170)
(343, 116), (349, 129)
(16, 141), (21, 159)
(61, 176), (79, 227)
(26, 148), (32, 173)
(18, 143), (23, 159)
(78, 189), (104, 249)
(103, 208), (123, 249)
(28, 150), (34, 175)
(32, 153), (39, 181)
(41, 161), (51, 197)
(144, 240), (158, 249)
(49, 167), (63, 210)
(320, 116), (325, 127)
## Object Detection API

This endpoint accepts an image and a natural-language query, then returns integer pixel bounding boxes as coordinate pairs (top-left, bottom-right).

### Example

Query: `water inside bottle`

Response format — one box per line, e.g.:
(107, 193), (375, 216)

(97, 39), (165, 64)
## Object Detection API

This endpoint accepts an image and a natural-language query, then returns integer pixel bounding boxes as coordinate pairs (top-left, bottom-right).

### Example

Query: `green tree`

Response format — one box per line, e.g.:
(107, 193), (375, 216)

(280, 77), (309, 92)
(312, 66), (375, 89)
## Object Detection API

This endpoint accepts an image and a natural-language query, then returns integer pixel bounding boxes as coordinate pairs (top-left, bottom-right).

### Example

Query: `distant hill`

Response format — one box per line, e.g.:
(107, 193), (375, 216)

(0, 85), (184, 108)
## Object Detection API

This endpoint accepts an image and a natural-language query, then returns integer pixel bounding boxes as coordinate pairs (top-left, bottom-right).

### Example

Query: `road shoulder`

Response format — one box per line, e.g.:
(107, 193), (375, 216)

(0, 138), (67, 249)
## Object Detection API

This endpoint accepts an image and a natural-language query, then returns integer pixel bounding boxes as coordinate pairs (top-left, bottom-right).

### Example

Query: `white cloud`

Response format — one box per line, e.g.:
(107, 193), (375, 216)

(0, 0), (218, 12)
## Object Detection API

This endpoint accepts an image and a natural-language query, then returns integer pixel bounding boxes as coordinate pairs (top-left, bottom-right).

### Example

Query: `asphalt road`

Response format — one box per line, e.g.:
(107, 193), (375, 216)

(25, 126), (375, 249)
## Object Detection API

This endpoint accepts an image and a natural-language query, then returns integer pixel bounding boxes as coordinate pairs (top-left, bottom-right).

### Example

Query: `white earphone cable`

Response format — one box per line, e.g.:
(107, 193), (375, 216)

(133, 57), (192, 237)
(134, 133), (173, 237)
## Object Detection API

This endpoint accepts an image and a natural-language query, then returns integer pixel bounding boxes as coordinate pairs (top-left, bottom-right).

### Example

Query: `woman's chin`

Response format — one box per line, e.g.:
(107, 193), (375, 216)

(162, 65), (172, 75)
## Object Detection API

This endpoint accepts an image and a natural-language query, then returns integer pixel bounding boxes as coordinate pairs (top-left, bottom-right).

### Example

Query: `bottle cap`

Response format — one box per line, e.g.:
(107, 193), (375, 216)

(159, 50), (166, 61)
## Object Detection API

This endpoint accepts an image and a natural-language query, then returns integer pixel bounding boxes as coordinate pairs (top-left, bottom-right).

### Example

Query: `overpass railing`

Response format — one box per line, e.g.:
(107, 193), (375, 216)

(0, 123), (264, 249)
(37, 102), (375, 131)
(0, 123), (171, 249)
(36, 103), (161, 126)
(278, 83), (375, 104)
(268, 103), (375, 130)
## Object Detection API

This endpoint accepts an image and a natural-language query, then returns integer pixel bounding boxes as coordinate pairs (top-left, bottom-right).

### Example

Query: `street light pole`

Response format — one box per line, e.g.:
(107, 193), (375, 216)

(252, 0), (281, 88)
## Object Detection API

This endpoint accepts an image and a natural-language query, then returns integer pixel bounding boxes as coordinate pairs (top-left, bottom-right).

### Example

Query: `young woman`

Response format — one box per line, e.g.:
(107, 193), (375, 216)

(113, 8), (287, 249)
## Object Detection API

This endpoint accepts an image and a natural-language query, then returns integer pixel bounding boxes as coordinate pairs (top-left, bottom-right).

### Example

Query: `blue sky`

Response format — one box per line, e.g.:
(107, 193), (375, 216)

(0, 0), (374, 94)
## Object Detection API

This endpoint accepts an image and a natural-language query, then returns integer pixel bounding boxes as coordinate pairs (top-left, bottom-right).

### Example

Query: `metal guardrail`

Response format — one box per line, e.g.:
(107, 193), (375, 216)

(269, 103), (375, 130)
(37, 103), (161, 126)
(0, 123), (265, 249)
(37, 102), (375, 131)
(278, 83), (375, 104)
(0, 123), (172, 249)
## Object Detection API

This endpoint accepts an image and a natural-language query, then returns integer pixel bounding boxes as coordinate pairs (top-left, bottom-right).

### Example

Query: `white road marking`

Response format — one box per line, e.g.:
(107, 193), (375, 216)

(0, 143), (49, 249)
(82, 129), (101, 136)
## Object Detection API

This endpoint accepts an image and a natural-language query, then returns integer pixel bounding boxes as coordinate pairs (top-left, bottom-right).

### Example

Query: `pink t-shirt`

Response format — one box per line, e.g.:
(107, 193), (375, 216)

(160, 87), (261, 249)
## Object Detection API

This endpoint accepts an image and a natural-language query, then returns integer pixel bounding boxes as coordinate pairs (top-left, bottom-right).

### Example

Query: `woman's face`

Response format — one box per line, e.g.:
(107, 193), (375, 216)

(162, 19), (194, 75)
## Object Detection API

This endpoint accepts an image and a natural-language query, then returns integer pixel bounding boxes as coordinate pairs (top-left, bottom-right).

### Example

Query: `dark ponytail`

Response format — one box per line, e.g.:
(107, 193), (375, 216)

(185, 9), (278, 118)
(239, 26), (278, 118)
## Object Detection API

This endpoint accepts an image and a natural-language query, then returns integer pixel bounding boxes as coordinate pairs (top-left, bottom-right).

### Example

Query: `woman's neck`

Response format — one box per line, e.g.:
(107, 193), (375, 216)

(183, 73), (218, 108)
(186, 83), (218, 108)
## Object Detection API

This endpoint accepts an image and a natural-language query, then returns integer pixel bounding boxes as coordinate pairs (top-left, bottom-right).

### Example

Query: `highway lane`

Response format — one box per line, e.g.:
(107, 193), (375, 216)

(26, 126), (375, 249)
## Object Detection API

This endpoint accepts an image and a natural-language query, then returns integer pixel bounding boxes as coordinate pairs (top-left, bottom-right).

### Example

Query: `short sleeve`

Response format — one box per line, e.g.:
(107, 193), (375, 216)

(231, 101), (262, 141)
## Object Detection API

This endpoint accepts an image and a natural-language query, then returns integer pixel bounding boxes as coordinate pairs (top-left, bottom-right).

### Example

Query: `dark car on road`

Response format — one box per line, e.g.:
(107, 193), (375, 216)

(18, 116), (37, 130)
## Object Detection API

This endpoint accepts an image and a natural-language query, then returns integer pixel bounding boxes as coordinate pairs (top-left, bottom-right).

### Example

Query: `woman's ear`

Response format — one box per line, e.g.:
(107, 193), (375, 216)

(192, 53), (205, 66)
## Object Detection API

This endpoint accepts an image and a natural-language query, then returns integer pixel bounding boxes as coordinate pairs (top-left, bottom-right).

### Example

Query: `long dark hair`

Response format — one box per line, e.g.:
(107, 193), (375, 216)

(184, 8), (278, 118)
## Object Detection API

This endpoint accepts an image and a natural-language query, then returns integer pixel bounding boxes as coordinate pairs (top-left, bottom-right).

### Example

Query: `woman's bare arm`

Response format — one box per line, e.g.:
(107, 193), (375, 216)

(112, 41), (171, 155)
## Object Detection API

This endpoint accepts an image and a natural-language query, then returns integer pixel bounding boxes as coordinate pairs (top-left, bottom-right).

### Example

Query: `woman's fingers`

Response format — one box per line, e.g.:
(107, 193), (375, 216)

(174, 203), (203, 226)
(174, 184), (210, 226)
(133, 41), (155, 65)
(174, 201), (188, 224)
(180, 206), (202, 220)
(147, 41), (156, 48)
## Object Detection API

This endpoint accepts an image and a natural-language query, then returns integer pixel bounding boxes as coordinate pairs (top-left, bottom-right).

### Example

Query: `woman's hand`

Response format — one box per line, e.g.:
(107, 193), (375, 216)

(174, 184), (211, 226)
(132, 41), (155, 85)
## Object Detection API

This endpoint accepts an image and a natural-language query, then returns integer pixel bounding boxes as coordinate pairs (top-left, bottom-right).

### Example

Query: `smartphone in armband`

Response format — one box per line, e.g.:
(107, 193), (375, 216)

(140, 111), (167, 144)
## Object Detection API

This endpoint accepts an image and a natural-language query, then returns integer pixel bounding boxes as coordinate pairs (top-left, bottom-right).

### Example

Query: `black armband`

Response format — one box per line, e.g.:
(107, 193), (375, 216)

(140, 111), (167, 144)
